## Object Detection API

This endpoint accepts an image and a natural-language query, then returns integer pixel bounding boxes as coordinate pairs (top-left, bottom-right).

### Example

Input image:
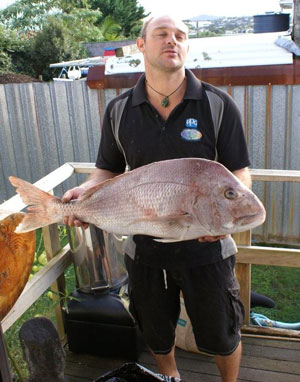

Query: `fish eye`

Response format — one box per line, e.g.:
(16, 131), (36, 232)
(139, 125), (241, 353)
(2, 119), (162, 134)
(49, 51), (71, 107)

(224, 188), (237, 200)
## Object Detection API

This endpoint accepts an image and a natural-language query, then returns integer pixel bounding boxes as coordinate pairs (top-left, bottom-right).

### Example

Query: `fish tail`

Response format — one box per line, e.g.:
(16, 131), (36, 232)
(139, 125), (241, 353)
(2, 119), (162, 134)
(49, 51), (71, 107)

(9, 176), (62, 233)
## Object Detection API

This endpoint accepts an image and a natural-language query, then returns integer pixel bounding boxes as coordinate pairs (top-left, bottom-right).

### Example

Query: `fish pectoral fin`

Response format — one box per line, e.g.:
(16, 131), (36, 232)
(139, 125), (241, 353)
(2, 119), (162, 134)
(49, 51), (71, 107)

(131, 213), (194, 243)
(153, 238), (184, 243)
(131, 213), (193, 227)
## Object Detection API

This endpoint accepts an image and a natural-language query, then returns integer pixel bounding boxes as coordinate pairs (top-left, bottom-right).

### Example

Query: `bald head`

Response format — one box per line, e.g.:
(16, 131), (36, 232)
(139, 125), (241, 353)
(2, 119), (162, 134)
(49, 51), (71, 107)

(140, 15), (189, 40)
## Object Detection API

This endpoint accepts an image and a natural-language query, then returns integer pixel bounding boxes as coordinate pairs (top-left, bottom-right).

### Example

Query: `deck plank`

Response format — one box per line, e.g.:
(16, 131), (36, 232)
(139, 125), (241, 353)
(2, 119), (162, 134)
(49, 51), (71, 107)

(64, 336), (300, 382)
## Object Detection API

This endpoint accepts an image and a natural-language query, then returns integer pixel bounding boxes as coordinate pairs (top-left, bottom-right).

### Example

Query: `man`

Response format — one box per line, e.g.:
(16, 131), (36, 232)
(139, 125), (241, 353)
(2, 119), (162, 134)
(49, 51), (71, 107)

(63, 15), (251, 382)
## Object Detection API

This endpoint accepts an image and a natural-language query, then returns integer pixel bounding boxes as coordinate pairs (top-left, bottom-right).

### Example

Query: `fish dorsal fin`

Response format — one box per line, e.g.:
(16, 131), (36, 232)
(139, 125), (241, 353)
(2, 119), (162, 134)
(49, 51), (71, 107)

(78, 182), (108, 202)
(78, 175), (122, 202)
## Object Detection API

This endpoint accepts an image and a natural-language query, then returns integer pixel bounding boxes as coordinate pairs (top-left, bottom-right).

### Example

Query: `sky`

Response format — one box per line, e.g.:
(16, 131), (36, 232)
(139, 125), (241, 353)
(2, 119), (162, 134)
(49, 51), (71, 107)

(138, 0), (283, 19)
(0, 0), (283, 17)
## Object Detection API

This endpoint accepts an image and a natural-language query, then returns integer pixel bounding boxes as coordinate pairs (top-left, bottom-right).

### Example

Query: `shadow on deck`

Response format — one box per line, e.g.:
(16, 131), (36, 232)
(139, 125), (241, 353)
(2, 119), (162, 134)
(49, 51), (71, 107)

(64, 336), (300, 382)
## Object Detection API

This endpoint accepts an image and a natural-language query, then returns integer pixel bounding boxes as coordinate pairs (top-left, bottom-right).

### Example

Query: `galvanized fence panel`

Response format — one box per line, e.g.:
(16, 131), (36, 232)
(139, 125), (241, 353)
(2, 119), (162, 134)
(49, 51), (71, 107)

(285, 86), (300, 242)
(263, 86), (287, 243)
(1, 80), (300, 245)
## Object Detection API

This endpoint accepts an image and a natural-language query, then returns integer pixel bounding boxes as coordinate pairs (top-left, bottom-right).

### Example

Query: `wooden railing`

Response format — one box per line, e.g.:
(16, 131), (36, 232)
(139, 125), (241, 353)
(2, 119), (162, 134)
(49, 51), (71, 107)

(234, 169), (300, 339)
(1, 163), (300, 340)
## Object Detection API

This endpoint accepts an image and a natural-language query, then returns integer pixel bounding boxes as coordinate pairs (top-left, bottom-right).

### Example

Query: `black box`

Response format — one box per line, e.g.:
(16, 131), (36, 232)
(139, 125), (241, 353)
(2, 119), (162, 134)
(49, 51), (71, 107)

(64, 290), (144, 361)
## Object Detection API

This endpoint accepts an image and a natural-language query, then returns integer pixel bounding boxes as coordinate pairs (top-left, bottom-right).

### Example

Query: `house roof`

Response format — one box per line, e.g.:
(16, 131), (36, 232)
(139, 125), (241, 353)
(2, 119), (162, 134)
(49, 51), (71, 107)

(104, 32), (293, 75)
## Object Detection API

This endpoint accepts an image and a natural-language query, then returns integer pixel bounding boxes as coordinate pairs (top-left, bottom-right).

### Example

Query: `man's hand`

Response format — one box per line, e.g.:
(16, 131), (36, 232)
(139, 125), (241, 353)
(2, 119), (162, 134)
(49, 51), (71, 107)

(61, 186), (89, 229)
(198, 235), (228, 243)
(61, 168), (121, 229)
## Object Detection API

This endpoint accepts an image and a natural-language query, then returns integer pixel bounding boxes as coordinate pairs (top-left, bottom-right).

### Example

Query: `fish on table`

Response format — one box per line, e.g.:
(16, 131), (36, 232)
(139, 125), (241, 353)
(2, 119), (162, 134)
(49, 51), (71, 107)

(9, 158), (266, 241)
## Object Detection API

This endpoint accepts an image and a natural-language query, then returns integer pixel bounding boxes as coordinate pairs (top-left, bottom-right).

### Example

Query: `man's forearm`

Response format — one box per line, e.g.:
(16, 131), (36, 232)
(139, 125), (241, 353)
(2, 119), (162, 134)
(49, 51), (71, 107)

(233, 167), (252, 189)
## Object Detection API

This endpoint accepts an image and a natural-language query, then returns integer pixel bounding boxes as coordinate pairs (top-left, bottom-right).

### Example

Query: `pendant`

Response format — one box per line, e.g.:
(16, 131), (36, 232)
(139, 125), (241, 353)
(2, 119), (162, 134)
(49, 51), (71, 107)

(161, 96), (169, 108)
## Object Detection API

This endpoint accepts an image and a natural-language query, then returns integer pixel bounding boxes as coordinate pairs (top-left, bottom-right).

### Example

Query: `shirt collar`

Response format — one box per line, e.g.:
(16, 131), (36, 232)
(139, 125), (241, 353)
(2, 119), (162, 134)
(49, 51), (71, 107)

(132, 74), (147, 106)
(131, 68), (203, 107)
(183, 69), (203, 100)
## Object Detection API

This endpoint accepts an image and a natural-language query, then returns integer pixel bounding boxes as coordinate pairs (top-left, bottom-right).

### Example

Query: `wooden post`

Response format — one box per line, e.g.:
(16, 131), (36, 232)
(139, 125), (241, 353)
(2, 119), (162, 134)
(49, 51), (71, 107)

(233, 230), (251, 325)
(42, 223), (67, 342)
(293, 0), (300, 47)
(0, 323), (13, 382)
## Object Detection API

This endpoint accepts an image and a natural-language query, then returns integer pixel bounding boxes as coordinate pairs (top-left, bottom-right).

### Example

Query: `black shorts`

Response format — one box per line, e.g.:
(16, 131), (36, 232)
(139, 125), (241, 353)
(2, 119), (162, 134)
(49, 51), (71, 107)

(124, 255), (244, 356)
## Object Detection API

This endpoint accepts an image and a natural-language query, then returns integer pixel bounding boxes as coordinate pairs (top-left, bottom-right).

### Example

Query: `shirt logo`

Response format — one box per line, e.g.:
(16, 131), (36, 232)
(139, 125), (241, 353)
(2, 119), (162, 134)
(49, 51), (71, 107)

(186, 118), (198, 128)
(181, 118), (202, 141)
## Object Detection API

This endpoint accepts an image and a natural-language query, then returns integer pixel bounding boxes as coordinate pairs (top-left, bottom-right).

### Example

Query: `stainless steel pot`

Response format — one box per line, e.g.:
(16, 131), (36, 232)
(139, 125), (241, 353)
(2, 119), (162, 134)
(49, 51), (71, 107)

(68, 225), (127, 293)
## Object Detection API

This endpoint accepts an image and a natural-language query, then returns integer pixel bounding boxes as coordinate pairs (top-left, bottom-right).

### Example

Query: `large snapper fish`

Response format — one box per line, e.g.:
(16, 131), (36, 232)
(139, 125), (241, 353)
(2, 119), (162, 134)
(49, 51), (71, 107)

(9, 158), (266, 240)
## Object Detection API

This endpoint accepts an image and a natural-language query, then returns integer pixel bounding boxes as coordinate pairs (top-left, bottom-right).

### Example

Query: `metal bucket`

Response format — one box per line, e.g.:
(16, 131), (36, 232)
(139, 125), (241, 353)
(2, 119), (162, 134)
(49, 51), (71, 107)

(68, 225), (128, 293)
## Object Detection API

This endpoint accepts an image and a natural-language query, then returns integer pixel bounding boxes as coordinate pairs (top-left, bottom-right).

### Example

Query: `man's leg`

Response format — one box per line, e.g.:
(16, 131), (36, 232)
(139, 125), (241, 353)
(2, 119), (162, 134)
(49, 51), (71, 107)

(151, 345), (180, 378)
(178, 257), (244, 382)
(214, 342), (242, 382)
(124, 256), (181, 378)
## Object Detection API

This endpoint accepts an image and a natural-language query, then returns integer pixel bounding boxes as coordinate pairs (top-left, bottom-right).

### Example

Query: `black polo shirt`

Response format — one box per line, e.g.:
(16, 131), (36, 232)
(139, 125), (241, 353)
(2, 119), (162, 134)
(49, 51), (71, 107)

(96, 69), (250, 269)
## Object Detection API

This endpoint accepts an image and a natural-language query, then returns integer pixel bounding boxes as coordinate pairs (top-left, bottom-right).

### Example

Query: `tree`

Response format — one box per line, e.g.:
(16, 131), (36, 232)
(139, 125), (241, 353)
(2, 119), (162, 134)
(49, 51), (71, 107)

(24, 14), (121, 79)
(0, 0), (102, 34)
(0, 0), (58, 32)
(0, 0), (144, 79)
(0, 0), (145, 38)
(0, 25), (21, 73)
(89, 0), (149, 38)
(55, 8), (104, 42)
(28, 18), (88, 80)
(99, 15), (122, 41)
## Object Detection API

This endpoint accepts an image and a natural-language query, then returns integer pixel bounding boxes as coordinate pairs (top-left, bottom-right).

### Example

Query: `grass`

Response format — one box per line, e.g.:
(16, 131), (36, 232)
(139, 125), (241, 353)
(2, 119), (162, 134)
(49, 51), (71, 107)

(251, 264), (300, 322)
(250, 241), (300, 323)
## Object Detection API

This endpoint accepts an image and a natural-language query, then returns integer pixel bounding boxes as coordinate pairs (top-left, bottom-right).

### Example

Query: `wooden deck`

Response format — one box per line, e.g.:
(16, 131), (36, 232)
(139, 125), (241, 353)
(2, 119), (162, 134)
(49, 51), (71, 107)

(64, 335), (300, 382)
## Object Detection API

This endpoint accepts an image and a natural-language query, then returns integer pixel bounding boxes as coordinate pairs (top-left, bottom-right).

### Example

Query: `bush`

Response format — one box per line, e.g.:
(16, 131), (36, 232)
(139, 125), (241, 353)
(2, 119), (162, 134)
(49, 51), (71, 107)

(28, 19), (87, 81)
(0, 25), (20, 73)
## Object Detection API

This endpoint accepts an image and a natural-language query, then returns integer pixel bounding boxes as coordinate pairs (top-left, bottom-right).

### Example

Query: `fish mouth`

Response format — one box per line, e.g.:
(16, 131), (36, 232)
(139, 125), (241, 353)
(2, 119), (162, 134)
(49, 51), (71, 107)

(240, 210), (266, 227)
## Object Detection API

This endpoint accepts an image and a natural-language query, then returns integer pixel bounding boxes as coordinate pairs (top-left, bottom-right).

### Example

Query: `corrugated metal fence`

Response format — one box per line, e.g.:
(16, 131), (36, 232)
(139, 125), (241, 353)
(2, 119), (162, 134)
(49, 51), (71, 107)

(1, 80), (300, 244)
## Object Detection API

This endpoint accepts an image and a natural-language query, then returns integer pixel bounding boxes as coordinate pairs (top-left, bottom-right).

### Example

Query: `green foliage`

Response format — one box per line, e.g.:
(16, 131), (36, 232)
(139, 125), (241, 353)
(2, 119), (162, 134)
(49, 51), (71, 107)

(100, 15), (122, 41)
(0, 0), (128, 40)
(5, 264), (76, 381)
(0, 0), (99, 32)
(4, 226), (76, 381)
(0, 0), (59, 32)
(196, 30), (223, 38)
(201, 31), (220, 38)
(27, 18), (88, 80)
(50, 288), (81, 314)
(52, 8), (104, 42)
(0, 0), (130, 79)
(90, 0), (148, 37)
(207, 25), (225, 35)
(58, 0), (91, 13)
(0, 25), (21, 73)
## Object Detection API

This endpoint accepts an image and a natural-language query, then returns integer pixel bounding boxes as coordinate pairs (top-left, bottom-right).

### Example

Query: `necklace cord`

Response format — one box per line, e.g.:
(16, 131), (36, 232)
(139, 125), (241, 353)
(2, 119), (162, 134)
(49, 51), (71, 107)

(145, 77), (185, 107)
